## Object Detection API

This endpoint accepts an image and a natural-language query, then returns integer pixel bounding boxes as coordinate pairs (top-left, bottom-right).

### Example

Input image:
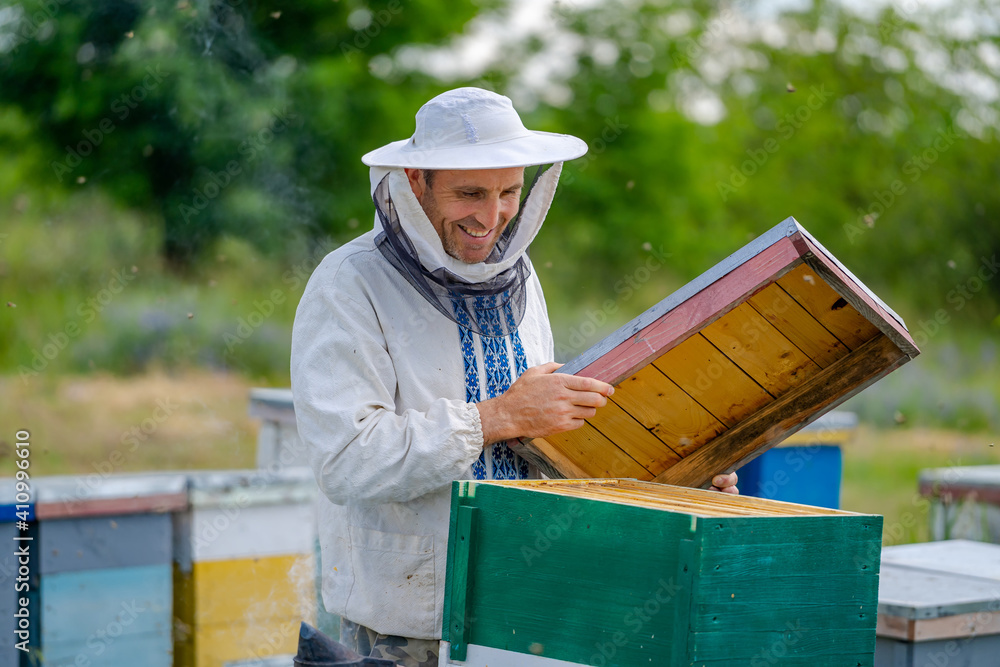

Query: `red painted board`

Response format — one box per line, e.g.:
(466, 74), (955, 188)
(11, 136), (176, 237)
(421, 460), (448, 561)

(576, 236), (805, 385)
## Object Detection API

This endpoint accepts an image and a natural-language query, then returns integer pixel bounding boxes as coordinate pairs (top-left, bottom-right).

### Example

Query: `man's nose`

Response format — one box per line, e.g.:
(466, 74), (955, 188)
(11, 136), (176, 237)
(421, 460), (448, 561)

(475, 197), (504, 229)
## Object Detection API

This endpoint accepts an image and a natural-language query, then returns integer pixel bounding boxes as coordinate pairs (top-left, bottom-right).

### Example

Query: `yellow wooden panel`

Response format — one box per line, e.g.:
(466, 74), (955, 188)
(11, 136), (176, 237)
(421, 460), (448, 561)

(525, 437), (592, 478)
(610, 365), (726, 459)
(701, 303), (821, 397)
(542, 423), (653, 480)
(179, 617), (303, 667)
(176, 554), (314, 626)
(781, 428), (854, 446)
(776, 264), (881, 350)
(588, 397), (682, 474)
(747, 283), (850, 368)
(655, 334), (773, 428)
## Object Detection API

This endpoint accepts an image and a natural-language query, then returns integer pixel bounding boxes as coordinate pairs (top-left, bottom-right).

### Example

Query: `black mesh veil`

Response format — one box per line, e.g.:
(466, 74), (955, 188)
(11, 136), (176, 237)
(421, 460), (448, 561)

(373, 165), (550, 337)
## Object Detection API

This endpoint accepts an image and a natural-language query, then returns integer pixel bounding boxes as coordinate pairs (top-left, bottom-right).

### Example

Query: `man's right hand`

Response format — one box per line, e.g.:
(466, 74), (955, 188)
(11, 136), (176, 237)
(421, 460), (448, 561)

(476, 362), (615, 446)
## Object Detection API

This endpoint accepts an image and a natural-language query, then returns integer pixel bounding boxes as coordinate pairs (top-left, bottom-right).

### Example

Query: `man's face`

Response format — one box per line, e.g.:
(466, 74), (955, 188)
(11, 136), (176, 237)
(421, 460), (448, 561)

(405, 167), (524, 264)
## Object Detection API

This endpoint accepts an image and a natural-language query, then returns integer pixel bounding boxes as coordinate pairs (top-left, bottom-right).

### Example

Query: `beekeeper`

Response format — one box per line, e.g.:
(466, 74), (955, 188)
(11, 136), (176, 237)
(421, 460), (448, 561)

(290, 87), (738, 666)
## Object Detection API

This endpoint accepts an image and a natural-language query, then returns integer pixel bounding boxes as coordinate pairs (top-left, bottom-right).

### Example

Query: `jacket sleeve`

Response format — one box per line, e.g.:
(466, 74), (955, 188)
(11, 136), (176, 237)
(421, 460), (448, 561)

(290, 255), (484, 506)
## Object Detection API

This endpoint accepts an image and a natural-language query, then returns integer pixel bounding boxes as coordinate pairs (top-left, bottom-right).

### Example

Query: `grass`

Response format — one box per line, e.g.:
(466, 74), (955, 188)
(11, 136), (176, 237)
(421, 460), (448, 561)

(3, 367), (998, 548)
(0, 369), (258, 477)
(840, 424), (999, 545)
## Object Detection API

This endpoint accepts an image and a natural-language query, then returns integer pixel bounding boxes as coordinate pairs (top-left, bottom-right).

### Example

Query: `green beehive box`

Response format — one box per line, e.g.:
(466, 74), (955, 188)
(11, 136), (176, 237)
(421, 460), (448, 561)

(442, 479), (882, 666)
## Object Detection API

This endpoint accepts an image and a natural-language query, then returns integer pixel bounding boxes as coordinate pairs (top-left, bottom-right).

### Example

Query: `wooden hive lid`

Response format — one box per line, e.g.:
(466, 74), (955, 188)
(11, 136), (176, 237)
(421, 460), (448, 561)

(28, 472), (189, 520)
(919, 464), (1000, 502)
(877, 540), (1000, 640)
(513, 218), (919, 487)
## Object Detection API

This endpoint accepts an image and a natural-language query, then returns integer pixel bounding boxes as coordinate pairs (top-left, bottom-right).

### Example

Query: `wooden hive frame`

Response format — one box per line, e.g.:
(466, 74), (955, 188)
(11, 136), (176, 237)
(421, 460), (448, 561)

(511, 217), (919, 488)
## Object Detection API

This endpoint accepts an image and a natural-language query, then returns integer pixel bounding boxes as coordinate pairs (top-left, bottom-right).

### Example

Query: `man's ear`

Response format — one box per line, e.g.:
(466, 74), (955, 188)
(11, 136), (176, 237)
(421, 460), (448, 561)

(404, 168), (425, 200)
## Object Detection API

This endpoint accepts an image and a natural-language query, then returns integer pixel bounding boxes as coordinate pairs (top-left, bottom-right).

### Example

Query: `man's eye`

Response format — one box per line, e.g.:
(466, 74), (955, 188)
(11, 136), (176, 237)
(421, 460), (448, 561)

(462, 191), (480, 198)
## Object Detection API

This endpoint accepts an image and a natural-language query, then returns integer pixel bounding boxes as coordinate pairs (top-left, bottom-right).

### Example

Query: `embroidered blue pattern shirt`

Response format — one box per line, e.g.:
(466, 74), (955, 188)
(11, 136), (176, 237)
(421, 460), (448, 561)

(453, 293), (531, 480)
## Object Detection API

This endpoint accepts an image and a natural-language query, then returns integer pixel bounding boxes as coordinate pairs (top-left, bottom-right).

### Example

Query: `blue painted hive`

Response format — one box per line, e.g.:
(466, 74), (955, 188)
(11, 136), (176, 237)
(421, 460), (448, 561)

(32, 473), (187, 667)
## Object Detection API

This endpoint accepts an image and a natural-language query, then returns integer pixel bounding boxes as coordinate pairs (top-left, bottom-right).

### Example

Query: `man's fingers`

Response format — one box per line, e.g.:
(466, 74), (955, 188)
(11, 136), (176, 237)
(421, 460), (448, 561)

(529, 361), (563, 375)
(710, 484), (740, 495)
(712, 472), (737, 488)
(558, 374), (615, 396)
(567, 390), (608, 409)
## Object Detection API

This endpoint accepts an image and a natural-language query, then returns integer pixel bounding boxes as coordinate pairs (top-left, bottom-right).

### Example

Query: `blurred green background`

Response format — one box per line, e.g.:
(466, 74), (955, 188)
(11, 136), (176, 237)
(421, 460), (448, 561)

(1, 0), (998, 544)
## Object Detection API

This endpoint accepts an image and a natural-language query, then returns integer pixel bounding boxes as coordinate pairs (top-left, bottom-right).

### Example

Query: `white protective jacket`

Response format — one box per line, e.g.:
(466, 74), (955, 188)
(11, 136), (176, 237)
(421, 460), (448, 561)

(290, 165), (561, 639)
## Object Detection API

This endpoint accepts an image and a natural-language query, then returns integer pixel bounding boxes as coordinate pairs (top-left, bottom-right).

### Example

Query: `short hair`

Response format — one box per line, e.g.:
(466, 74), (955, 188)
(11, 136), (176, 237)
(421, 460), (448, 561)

(421, 169), (436, 188)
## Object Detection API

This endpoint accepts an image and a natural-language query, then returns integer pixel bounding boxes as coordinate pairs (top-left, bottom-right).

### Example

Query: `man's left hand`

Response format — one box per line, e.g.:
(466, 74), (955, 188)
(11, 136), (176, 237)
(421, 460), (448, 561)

(709, 472), (739, 494)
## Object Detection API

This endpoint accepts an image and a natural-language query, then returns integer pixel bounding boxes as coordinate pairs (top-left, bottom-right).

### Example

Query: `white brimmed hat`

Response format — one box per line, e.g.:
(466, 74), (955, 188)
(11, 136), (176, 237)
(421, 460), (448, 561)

(361, 87), (588, 169)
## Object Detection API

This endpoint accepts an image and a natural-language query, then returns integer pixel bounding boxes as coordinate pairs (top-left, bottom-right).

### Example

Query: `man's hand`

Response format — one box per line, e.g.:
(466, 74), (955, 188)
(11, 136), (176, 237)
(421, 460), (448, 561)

(477, 362), (615, 445)
(709, 472), (739, 494)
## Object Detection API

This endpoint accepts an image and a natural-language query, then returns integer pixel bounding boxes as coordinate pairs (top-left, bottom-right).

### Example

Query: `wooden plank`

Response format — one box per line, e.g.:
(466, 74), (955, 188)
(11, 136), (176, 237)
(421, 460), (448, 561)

(654, 334), (774, 427)
(533, 423), (653, 480)
(880, 539), (1000, 581)
(179, 554), (314, 625)
(689, 627), (876, 661)
(690, 655), (875, 667)
(508, 438), (578, 480)
(33, 473), (189, 519)
(559, 218), (806, 378)
(587, 397), (683, 472)
(694, 573), (879, 607)
(796, 233), (919, 356)
(877, 635), (1000, 667)
(439, 642), (590, 667)
(462, 483), (690, 667)
(39, 513), (171, 575)
(747, 283), (850, 368)
(0, 523), (19, 656)
(877, 610), (1000, 641)
(698, 542), (876, 578)
(500, 479), (857, 518)
(700, 302), (821, 396)
(776, 264), (882, 350)
(652, 335), (909, 488)
(186, 468), (316, 509)
(180, 502), (316, 563)
(176, 617), (301, 667)
(572, 235), (804, 385)
(910, 611), (1000, 641)
(919, 466), (1000, 503)
(39, 564), (172, 644)
(693, 601), (875, 632)
(36, 491), (188, 520)
(782, 428), (853, 445)
(697, 514), (883, 548)
(42, 632), (173, 667)
(515, 484), (814, 517)
(607, 365), (725, 459)
(448, 505), (476, 661)
(672, 538), (699, 665)
(921, 483), (1000, 504)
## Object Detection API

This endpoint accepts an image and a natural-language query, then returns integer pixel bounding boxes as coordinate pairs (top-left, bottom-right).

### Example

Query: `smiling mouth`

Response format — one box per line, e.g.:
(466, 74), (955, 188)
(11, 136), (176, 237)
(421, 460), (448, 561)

(459, 224), (490, 239)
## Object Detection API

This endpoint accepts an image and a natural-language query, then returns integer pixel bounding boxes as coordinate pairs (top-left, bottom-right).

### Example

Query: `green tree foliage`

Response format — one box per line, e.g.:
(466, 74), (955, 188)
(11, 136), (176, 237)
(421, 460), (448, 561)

(507, 0), (1000, 328)
(1, 0), (997, 327)
(0, 0), (489, 267)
